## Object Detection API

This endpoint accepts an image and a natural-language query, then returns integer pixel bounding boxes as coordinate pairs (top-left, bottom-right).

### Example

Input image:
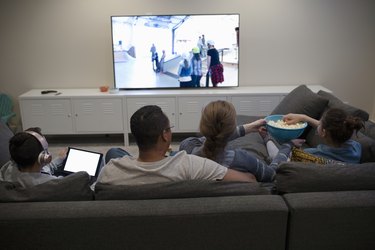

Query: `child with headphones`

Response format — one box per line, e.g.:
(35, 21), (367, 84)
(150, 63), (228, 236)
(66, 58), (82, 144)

(0, 127), (67, 188)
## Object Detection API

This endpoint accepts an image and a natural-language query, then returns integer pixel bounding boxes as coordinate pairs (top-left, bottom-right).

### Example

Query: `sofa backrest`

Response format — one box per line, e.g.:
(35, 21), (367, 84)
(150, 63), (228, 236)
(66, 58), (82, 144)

(0, 195), (288, 250)
(95, 180), (273, 200)
(275, 162), (375, 194)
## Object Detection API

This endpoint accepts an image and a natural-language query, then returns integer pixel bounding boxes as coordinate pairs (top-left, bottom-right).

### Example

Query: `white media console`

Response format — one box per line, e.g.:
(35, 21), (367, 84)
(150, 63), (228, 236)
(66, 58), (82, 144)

(19, 85), (330, 145)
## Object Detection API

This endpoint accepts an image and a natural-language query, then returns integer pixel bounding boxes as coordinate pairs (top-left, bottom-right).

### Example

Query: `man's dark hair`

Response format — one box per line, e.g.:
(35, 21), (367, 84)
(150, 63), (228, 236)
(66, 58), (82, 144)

(130, 105), (170, 151)
(9, 127), (44, 169)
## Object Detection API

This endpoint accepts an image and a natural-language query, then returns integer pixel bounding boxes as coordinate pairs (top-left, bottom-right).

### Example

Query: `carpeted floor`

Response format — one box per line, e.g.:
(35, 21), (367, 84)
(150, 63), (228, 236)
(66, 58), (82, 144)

(47, 133), (190, 159)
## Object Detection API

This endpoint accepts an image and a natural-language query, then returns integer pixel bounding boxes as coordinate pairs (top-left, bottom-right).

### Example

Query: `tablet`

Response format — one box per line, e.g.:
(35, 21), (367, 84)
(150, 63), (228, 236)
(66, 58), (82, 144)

(63, 147), (103, 177)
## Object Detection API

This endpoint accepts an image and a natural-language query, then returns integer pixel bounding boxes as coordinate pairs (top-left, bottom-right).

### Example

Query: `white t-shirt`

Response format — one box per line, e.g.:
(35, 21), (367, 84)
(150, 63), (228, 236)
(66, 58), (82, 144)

(96, 151), (227, 185)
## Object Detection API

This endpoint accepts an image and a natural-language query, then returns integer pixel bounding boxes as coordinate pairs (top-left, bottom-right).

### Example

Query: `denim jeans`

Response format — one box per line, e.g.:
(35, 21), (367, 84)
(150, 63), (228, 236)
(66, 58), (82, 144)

(105, 147), (131, 163)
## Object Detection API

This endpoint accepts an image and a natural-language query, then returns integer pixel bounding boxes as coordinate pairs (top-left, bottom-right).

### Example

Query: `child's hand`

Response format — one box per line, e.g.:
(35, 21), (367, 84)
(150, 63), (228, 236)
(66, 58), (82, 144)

(291, 139), (306, 147)
(258, 126), (268, 139)
(283, 114), (305, 125)
(57, 147), (68, 160)
(244, 119), (267, 133)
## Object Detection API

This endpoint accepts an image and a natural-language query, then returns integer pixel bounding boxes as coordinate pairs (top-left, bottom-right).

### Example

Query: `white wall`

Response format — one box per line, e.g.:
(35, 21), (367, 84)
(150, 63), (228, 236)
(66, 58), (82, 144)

(1, 0), (374, 127)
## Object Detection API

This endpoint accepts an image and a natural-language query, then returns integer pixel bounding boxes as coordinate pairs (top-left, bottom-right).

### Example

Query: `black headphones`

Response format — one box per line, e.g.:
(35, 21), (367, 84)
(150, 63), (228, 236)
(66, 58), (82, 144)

(25, 131), (52, 166)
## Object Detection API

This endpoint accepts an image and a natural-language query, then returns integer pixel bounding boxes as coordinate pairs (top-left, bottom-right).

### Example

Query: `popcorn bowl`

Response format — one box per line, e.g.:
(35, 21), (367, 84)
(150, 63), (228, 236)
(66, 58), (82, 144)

(265, 114), (307, 143)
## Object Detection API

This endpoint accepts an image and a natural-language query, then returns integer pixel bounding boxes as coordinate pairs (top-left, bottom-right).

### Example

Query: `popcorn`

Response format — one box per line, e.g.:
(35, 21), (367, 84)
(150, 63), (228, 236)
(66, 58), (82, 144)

(268, 119), (305, 129)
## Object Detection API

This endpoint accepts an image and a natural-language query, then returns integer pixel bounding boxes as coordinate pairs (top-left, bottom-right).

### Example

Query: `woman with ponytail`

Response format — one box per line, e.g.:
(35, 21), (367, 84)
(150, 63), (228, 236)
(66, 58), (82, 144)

(283, 108), (364, 163)
(179, 100), (303, 182)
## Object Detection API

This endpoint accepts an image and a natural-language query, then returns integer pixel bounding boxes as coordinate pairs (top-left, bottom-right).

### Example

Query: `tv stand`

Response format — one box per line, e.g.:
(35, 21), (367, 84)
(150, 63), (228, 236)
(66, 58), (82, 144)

(19, 85), (330, 145)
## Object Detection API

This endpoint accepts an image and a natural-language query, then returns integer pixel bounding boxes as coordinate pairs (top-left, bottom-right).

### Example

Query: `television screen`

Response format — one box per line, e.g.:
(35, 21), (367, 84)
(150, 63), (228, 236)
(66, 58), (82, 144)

(111, 14), (239, 89)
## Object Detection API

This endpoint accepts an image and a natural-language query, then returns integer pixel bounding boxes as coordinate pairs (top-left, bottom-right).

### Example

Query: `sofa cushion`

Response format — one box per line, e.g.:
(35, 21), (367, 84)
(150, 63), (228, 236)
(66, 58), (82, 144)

(271, 85), (329, 120)
(317, 90), (369, 121)
(95, 180), (273, 200)
(362, 120), (375, 140)
(304, 127), (322, 147)
(227, 115), (269, 162)
(275, 162), (375, 194)
(352, 132), (375, 163)
(0, 171), (94, 202)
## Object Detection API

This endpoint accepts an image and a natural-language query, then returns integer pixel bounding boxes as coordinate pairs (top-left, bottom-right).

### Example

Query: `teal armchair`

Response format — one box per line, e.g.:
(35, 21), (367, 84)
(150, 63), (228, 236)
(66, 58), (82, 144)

(0, 93), (16, 125)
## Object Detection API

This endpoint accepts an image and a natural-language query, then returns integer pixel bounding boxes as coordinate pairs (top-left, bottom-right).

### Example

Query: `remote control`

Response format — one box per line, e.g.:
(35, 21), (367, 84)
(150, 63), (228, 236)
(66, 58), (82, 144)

(41, 90), (58, 94)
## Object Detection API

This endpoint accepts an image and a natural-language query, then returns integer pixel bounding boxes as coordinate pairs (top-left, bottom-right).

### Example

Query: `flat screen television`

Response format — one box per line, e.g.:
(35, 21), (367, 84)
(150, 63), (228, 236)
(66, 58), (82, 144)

(111, 14), (239, 89)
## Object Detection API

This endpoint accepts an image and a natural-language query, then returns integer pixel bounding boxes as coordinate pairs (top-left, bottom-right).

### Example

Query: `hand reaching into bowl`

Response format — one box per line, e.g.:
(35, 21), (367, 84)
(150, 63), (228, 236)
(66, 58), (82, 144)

(283, 113), (320, 128)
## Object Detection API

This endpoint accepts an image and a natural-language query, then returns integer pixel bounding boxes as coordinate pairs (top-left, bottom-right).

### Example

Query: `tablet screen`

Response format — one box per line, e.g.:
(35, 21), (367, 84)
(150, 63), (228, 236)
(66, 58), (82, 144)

(63, 147), (103, 177)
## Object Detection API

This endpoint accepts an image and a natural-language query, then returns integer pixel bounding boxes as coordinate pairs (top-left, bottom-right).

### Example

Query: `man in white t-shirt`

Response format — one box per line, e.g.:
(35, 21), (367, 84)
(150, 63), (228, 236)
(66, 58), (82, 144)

(96, 105), (256, 186)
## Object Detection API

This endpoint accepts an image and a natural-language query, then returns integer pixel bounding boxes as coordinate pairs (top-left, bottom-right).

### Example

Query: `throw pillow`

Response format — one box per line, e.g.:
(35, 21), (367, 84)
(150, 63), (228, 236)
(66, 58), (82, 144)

(290, 147), (342, 164)
(0, 171), (94, 202)
(271, 85), (329, 120)
(275, 162), (375, 194)
(304, 127), (322, 147)
(227, 115), (269, 162)
(317, 90), (369, 121)
(362, 120), (375, 140)
(95, 180), (273, 200)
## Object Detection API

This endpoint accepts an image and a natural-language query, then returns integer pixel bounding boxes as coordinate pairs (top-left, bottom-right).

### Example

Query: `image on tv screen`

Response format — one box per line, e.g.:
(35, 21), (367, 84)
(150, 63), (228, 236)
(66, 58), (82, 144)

(111, 14), (239, 89)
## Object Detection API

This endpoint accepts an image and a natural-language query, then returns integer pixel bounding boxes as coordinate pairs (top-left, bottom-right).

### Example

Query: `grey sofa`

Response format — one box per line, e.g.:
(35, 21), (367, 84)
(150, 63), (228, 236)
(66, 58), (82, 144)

(1, 85), (375, 250)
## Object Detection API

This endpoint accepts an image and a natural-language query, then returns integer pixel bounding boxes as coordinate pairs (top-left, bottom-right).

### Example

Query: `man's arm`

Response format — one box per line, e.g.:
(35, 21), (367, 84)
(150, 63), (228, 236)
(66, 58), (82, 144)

(222, 169), (257, 182)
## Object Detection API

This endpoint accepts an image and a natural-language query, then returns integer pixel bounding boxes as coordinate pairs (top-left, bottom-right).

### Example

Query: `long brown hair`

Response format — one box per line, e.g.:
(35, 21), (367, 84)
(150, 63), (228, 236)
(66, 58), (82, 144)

(199, 100), (237, 162)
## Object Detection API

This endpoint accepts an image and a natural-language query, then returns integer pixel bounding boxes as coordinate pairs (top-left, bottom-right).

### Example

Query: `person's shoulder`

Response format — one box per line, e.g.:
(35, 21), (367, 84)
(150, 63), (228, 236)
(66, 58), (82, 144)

(347, 139), (360, 145)
(171, 151), (221, 166)
(184, 153), (222, 167)
(346, 139), (362, 150)
(0, 160), (18, 180)
(110, 154), (134, 164)
(169, 150), (188, 159)
(172, 151), (201, 161)
(98, 156), (135, 179)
